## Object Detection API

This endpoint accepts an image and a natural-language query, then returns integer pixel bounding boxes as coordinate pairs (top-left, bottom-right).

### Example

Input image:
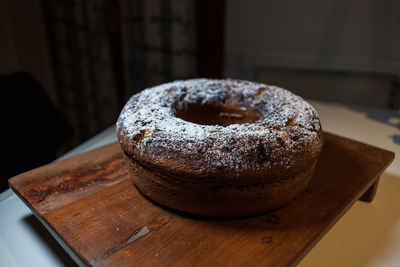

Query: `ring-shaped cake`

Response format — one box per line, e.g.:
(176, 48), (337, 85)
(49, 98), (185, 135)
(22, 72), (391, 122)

(117, 79), (324, 217)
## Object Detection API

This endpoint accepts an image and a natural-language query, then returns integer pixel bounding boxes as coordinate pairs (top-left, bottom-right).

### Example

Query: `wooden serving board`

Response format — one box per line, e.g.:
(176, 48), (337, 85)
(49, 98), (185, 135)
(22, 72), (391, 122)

(9, 132), (394, 267)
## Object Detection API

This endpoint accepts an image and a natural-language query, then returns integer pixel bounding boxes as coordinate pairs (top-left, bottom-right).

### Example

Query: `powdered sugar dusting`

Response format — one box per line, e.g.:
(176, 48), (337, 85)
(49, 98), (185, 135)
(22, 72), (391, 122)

(117, 79), (323, 176)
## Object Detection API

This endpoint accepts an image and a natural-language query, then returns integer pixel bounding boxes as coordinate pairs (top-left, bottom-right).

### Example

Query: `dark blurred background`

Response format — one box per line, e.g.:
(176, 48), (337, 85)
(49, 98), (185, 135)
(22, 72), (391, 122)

(1, 0), (399, 191)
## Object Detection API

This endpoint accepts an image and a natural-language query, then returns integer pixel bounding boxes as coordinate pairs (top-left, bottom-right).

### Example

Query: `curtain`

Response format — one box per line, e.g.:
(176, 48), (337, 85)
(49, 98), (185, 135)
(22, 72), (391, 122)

(42, 0), (196, 146)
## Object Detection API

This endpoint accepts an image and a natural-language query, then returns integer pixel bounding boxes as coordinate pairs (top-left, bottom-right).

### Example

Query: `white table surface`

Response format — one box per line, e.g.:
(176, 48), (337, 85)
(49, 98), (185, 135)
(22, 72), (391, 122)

(1, 101), (399, 267)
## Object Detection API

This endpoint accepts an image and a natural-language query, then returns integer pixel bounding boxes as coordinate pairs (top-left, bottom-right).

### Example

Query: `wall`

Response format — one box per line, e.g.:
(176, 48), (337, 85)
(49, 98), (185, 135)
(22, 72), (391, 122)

(0, 0), (57, 106)
(225, 0), (400, 108)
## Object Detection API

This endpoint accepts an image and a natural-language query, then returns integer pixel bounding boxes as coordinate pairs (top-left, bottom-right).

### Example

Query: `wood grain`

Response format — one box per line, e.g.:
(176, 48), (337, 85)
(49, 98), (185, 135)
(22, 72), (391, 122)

(9, 132), (394, 267)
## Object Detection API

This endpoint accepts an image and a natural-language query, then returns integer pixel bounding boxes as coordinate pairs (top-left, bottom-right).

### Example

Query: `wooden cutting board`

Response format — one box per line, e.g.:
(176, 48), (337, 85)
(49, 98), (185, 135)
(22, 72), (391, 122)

(9, 132), (394, 267)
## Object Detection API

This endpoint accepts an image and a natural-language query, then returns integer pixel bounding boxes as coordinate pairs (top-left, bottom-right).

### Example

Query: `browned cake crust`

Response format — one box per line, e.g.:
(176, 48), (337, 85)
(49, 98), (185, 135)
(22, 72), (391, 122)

(117, 79), (324, 217)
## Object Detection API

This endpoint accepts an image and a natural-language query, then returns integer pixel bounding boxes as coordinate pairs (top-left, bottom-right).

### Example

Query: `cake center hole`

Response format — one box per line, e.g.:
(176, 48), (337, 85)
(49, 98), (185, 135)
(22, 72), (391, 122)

(175, 103), (263, 126)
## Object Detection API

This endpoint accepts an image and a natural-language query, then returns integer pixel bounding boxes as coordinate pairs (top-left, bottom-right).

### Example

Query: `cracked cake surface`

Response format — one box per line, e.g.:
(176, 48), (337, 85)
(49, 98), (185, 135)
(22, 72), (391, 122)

(117, 78), (323, 184)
